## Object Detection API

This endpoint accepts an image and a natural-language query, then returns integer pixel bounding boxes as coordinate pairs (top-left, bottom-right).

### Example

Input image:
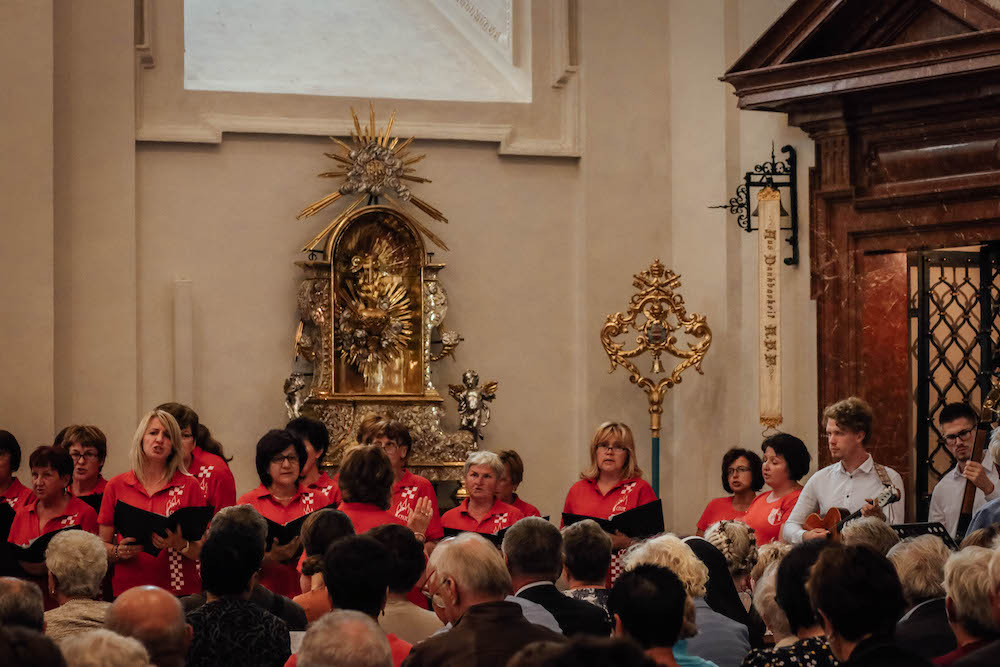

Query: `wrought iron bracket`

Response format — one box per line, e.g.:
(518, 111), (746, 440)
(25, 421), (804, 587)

(710, 144), (799, 266)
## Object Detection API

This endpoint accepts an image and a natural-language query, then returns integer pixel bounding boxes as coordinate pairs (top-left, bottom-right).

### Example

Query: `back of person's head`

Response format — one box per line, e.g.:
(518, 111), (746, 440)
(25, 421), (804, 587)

(0, 577), (43, 630)
(808, 543), (906, 641)
(944, 546), (999, 640)
(0, 430), (22, 471)
(208, 504), (268, 550)
(297, 610), (391, 667)
(704, 520), (758, 577)
(61, 629), (150, 667)
(886, 534), (949, 607)
(840, 516), (900, 556)
(323, 535), (393, 618)
(286, 416), (331, 459)
(0, 626), (66, 667)
(960, 523), (1000, 549)
(776, 540), (830, 634)
(609, 564), (686, 650)
(46, 530), (109, 599)
(503, 516), (562, 580)
(562, 519), (612, 585)
(751, 541), (791, 586)
(624, 534), (708, 599)
(367, 524), (427, 595)
(509, 636), (655, 667)
(200, 528), (264, 597)
(429, 533), (512, 600)
(356, 413), (387, 445)
(752, 562), (792, 642)
(339, 446), (393, 509)
(105, 585), (190, 667)
(301, 509), (355, 577)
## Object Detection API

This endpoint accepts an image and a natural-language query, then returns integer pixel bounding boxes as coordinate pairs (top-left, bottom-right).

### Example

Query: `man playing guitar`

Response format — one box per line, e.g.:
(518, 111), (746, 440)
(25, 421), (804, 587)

(928, 402), (999, 539)
(783, 397), (904, 543)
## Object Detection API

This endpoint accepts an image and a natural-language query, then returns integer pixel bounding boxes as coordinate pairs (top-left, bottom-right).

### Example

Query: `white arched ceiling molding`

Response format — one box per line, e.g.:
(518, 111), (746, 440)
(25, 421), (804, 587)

(135, 0), (580, 157)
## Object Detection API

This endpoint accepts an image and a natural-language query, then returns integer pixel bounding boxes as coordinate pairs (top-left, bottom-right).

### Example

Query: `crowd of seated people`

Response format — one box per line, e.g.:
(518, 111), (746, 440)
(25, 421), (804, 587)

(6, 397), (1000, 666)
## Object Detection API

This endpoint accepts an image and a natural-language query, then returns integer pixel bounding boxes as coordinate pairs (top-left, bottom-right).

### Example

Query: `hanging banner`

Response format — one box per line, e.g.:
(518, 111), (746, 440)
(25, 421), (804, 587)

(758, 187), (782, 428)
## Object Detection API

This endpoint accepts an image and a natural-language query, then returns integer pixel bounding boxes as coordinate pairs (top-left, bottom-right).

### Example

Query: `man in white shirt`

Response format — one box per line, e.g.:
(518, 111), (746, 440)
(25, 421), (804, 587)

(927, 402), (998, 538)
(783, 396), (905, 544)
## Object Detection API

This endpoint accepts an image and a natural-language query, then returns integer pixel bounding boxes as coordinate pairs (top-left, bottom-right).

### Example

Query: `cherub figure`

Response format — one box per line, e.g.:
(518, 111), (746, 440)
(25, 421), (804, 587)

(449, 370), (498, 440)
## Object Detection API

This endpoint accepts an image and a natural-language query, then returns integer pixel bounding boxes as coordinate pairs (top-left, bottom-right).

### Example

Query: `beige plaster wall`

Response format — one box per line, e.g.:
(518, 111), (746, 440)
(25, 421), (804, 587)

(8, 0), (820, 532)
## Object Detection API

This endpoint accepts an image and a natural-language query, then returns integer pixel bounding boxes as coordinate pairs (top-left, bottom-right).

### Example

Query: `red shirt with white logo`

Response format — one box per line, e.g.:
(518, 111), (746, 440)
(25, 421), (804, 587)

(98, 470), (207, 597)
(441, 498), (524, 535)
(742, 488), (802, 545)
(8, 495), (99, 546)
(339, 502), (406, 534)
(390, 470), (443, 540)
(238, 483), (331, 599)
(1, 478), (35, 513)
(189, 447), (236, 515)
(561, 477), (657, 522)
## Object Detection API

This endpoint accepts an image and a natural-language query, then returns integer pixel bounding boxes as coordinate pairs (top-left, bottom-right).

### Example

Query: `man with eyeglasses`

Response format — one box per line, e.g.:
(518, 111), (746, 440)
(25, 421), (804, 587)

(933, 402), (1000, 538)
(783, 397), (905, 544)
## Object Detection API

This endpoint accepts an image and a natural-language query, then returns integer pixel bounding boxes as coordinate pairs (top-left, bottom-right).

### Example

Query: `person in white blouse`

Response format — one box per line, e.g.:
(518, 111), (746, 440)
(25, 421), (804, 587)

(928, 402), (998, 538)
(782, 397), (904, 544)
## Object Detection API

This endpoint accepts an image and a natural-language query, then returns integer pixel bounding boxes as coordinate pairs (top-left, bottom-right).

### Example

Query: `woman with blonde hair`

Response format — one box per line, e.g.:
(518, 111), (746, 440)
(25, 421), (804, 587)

(704, 520), (758, 597)
(562, 422), (657, 570)
(98, 410), (207, 597)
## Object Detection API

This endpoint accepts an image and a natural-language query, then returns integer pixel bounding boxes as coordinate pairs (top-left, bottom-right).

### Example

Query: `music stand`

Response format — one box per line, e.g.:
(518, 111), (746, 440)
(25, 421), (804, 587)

(890, 522), (959, 550)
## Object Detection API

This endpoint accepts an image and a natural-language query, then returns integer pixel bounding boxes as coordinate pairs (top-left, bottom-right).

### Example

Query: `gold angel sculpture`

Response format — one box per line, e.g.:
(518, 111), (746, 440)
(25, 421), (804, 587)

(448, 370), (498, 440)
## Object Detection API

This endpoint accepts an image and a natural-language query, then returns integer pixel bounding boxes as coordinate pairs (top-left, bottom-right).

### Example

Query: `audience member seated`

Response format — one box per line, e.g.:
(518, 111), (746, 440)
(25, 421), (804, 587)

(62, 425), (109, 509)
(313, 534), (412, 667)
(742, 434), (809, 545)
(0, 626), (67, 667)
(624, 535), (750, 667)
(703, 520), (758, 603)
(442, 451), (524, 537)
(808, 543), (929, 666)
(497, 450), (542, 518)
(696, 448), (763, 536)
(561, 519), (613, 620)
(762, 540), (837, 667)
(503, 516), (611, 637)
(887, 535), (955, 659)
(371, 420), (444, 543)
(105, 585), (192, 667)
(741, 563), (798, 666)
(180, 504), (308, 631)
(951, 547), (1000, 665)
(684, 537), (764, 649)
(509, 636), (658, 667)
(610, 564), (706, 667)
(0, 430), (34, 577)
(402, 533), (565, 666)
(43, 531), (110, 643)
(933, 547), (999, 665)
(748, 542), (790, 592)
(840, 516), (900, 556)
(186, 528), (291, 667)
(60, 629), (150, 667)
(297, 610), (393, 667)
(98, 411), (207, 597)
(292, 508), (355, 623)
(562, 422), (657, 579)
(285, 416), (337, 497)
(157, 402), (236, 515)
(338, 446), (429, 537)
(959, 524), (1000, 549)
(368, 524), (444, 643)
(238, 429), (331, 599)
(0, 576), (44, 631)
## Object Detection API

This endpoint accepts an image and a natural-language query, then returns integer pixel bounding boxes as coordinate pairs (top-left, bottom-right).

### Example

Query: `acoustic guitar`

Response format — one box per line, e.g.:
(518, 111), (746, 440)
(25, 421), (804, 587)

(802, 484), (899, 542)
(955, 380), (1000, 540)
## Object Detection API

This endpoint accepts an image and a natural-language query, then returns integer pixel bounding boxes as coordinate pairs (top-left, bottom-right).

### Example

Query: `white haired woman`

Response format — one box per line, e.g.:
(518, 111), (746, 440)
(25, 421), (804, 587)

(43, 531), (111, 642)
(441, 451), (524, 535)
(98, 410), (208, 597)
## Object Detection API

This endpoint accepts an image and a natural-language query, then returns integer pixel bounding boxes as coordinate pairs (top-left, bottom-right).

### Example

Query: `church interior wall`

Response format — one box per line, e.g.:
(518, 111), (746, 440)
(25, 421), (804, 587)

(3, 0), (825, 531)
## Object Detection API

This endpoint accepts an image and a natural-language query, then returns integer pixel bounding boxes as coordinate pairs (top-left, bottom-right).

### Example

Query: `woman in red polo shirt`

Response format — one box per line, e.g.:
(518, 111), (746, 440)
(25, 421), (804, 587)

(286, 416), (338, 498)
(695, 447), (764, 536)
(442, 451), (524, 535)
(238, 429), (332, 599)
(369, 420), (443, 544)
(338, 446), (431, 535)
(157, 402), (236, 516)
(62, 425), (108, 513)
(0, 430), (34, 512)
(562, 422), (657, 581)
(9, 446), (99, 577)
(742, 433), (809, 545)
(496, 450), (541, 518)
(98, 410), (208, 597)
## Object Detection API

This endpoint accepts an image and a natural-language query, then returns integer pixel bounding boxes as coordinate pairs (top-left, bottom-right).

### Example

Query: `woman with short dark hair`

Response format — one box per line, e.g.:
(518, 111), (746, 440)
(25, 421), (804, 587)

(292, 508), (355, 623)
(338, 447), (430, 540)
(742, 434), (811, 545)
(61, 425), (108, 512)
(0, 430), (33, 512)
(696, 448), (764, 536)
(369, 524), (443, 643)
(370, 421), (443, 544)
(496, 450), (541, 518)
(157, 403), (236, 515)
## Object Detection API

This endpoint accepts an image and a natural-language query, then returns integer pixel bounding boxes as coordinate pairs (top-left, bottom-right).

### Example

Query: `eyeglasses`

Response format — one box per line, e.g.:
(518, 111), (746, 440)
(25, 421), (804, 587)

(596, 444), (627, 453)
(69, 451), (99, 461)
(270, 454), (299, 465)
(727, 466), (752, 476)
(944, 428), (974, 443)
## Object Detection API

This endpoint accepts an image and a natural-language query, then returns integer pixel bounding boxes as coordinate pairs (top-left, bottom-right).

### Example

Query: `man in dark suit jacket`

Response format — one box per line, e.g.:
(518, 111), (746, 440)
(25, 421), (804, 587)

(502, 516), (611, 637)
(895, 597), (956, 660)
